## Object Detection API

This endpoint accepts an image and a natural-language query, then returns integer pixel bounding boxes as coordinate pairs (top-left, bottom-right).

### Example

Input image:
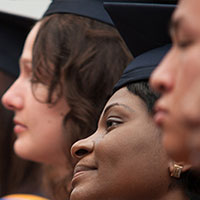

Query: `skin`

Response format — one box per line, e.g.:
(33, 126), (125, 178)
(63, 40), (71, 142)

(150, 0), (200, 165)
(70, 87), (187, 200)
(2, 22), (70, 166)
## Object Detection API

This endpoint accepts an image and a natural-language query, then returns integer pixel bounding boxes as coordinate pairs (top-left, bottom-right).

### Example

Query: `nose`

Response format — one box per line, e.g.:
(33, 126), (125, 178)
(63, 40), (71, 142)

(150, 51), (175, 94)
(71, 136), (95, 160)
(2, 79), (24, 111)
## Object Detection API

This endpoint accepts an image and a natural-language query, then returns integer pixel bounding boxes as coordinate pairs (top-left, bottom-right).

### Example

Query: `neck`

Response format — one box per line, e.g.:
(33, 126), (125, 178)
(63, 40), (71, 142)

(43, 162), (73, 200)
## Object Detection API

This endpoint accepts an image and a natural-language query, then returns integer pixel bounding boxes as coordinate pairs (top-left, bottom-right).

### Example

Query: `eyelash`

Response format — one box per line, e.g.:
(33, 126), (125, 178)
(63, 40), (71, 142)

(24, 65), (33, 76)
(30, 76), (37, 84)
(106, 117), (122, 132)
(177, 40), (192, 49)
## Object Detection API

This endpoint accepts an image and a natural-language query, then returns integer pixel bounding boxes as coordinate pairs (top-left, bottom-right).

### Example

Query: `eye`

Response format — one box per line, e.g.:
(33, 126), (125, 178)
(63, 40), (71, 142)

(30, 76), (37, 84)
(177, 40), (193, 49)
(106, 117), (122, 132)
(23, 64), (33, 77)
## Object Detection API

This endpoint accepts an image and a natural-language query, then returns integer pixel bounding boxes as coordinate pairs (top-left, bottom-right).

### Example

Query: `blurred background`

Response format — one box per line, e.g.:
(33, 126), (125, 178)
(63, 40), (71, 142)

(0, 0), (51, 19)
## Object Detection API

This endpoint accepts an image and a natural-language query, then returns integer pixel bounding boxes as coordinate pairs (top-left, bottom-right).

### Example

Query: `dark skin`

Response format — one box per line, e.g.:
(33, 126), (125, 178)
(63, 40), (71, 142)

(71, 87), (190, 200)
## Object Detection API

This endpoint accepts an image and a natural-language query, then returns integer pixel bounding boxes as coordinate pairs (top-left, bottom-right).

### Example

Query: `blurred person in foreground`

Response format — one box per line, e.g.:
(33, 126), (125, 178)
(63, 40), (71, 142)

(150, 0), (200, 167)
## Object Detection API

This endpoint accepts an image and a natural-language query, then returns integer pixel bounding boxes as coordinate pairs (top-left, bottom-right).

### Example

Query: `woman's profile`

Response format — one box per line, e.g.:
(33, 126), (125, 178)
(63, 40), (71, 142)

(71, 45), (200, 200)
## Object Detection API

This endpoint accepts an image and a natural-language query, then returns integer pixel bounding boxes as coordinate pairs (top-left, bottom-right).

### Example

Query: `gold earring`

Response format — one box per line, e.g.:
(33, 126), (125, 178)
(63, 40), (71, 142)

(170, 163), (183, 178)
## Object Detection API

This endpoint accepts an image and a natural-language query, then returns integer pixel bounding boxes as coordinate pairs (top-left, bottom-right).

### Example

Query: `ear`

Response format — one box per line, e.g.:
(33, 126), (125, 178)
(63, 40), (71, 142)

(168, 160), (192, 178)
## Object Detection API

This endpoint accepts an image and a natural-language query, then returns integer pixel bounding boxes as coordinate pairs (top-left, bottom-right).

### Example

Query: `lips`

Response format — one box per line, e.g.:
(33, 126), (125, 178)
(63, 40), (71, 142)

(153, 103), (168, 127)
(72, 164), (97, 187)
(13, 119), (27, 134)
(73, 164), (97, 176)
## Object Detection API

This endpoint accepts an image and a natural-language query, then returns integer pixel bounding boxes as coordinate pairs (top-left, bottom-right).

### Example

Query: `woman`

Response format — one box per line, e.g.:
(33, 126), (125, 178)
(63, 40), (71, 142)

(2, 0), (132, 199)
(71, 45), (200, 200)
(0, 12), (44, 197)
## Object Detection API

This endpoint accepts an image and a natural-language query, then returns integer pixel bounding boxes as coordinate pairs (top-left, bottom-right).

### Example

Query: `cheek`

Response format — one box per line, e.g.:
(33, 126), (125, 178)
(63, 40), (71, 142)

(176, 77), (200, 126)
(182, 47), (200, 75)
(27, 105), (65, 151)
(178, 47), (200, 91)
(15, 117), (65, 163)
(31, 83), (49, 102)
(37, 113), (64, 143)
(96, 125), (162, 177)
(95, 130), (169, 199)
(162, 125), (190, 162)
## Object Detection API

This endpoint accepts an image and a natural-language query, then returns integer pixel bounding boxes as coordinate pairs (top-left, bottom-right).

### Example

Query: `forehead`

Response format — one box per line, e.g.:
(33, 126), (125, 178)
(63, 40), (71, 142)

(104, 87), (146, 113)
(173, 0), (200, 25)
(21, 22), (41, 61)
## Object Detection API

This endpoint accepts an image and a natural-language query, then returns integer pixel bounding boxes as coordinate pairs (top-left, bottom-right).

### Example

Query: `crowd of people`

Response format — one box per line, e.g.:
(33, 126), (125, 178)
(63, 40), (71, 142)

(1, 0), (200, 199)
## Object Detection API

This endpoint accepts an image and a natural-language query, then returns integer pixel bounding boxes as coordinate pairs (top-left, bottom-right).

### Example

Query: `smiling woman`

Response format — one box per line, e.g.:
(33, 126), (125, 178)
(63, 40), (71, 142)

(71, 45), (200, 200)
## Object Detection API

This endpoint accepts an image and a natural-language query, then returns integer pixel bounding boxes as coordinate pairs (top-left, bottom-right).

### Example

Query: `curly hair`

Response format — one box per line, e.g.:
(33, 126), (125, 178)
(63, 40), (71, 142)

(32, 13), (132, 199)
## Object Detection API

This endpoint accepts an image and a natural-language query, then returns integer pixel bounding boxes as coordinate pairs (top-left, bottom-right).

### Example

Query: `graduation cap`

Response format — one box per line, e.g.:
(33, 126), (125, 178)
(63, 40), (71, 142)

(43, 0), (114, 26)
(104, 0), (177, 57)
(0, 12), (36, 77)
(113, 44), (171, 92)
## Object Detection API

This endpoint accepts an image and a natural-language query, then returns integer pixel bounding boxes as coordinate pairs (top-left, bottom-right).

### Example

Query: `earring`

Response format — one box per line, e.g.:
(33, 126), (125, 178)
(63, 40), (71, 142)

(170, 163), (183, 178)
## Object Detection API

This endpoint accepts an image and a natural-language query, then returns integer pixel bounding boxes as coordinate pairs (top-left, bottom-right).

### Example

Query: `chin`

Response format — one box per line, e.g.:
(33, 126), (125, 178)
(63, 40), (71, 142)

(70, 188), (84, 200)
(14, 140), (36, 161)
(70, 186), (94, 200)
(14, 146), (30, 160)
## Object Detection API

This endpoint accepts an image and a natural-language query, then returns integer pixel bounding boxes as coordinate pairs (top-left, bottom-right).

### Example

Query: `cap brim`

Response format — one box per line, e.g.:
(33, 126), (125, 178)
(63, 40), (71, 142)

(104, 2), (176, 57)
(43, 0), (114, 26)
(0, 12), (36, 77)
(113, 44), (171, 92)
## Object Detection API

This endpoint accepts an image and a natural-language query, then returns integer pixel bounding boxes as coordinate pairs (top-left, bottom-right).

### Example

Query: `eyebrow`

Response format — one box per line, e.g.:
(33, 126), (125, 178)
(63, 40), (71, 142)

(103, 103), (135, 116)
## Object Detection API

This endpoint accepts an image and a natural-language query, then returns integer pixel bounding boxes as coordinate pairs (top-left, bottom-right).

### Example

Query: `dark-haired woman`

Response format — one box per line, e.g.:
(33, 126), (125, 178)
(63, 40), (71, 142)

(71, 45), (200, 200)
(2, 1), (132, 199)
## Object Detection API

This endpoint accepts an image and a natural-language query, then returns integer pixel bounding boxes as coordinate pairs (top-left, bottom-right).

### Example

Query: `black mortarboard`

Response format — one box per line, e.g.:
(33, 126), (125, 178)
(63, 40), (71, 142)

(113, 44), (170, 92)
(43, 0), (113, 26)
(104, 1), (176, 57)
(0, 12), (35, 77)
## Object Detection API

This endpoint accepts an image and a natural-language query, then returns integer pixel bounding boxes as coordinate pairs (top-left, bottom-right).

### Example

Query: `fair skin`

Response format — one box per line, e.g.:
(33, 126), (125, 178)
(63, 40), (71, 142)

(70, 87), (189, 200)
(2, 22), (70, 165)
(150, 0), (200, 165)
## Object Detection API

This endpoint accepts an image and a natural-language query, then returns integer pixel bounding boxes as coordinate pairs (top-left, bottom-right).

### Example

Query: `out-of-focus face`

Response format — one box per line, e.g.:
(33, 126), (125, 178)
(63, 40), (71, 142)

(70, 87), (171, 200)
(2, 22), (70, 165)
(150, 0), (200, 164)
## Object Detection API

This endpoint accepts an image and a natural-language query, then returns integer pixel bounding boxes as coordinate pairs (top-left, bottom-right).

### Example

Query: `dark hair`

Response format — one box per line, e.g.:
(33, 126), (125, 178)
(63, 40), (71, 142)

(127, 81), (159, 113)
(32, 14), (132, 199)
(126, 80), (200, 199)
(0, 71), (43, 196)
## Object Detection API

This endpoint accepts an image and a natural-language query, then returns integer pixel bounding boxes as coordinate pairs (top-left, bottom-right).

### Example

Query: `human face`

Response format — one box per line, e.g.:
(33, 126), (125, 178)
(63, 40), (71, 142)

(2, 22), (70, 165)
(70, 87), (171, 200)
(150, 0), (200, 164)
